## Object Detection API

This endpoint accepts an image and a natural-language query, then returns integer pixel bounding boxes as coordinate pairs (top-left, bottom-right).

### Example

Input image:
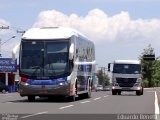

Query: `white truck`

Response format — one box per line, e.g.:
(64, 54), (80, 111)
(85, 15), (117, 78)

(108, 60), (143, 96)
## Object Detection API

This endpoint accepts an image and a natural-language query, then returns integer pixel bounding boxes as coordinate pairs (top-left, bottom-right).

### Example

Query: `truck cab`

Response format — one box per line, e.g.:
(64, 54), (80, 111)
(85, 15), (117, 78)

(108, 60), (143, 96)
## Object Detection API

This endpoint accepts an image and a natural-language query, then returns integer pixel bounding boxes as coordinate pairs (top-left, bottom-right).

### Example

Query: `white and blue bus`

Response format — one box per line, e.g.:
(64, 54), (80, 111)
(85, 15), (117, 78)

(19, 27), (95, 102)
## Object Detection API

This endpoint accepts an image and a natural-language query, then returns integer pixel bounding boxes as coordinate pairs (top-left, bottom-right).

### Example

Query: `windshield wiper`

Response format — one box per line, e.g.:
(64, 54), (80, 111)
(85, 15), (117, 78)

(49, 72), (70, 79)
(31, 66), (41, 76)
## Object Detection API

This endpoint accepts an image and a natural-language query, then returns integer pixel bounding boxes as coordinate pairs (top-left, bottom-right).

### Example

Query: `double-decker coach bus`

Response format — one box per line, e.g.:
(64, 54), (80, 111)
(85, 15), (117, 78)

(19, 27), (95, 102)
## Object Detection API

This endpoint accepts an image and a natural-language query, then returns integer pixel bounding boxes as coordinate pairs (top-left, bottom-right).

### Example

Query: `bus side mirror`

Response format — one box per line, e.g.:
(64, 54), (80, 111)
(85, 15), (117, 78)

(69, 43), (74, 60)
(108, 63), (111, 72)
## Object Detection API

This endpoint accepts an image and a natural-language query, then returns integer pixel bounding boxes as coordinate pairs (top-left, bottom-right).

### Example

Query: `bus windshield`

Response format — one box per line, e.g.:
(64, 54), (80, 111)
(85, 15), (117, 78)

(20, 40), (70, 79)
(113, 64), (141, 74)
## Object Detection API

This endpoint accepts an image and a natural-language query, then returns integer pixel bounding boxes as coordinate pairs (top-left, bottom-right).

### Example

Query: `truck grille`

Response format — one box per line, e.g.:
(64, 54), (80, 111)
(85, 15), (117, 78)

(116, 78), (137, 87)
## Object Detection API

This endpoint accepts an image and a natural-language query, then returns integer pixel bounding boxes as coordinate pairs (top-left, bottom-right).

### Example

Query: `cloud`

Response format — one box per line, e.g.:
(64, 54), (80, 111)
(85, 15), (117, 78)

(33, 9), (160, 44)
(0, 19), (19, 57)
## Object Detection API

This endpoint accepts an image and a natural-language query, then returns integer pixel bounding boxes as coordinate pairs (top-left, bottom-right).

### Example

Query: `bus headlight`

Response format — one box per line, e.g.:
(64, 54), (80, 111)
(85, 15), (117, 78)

(59, 81), (68, 86)
(24, 83), (29, 86)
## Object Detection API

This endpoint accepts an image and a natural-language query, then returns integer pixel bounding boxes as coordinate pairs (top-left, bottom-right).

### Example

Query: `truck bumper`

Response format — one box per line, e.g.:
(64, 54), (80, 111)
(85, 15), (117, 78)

(112, 86), (142, 91)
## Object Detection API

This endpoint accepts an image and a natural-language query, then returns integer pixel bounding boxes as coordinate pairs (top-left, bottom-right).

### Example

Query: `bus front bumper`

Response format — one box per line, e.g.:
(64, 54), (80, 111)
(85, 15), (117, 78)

(19, 83), (70, 97)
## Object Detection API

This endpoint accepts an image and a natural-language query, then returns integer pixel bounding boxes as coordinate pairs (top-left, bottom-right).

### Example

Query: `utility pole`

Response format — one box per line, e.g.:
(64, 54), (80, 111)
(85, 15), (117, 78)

(0, 36), (16, 57)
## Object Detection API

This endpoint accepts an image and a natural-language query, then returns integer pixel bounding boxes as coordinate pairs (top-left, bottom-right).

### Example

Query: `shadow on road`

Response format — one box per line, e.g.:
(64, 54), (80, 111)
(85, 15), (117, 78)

(7, 95), (90, 103)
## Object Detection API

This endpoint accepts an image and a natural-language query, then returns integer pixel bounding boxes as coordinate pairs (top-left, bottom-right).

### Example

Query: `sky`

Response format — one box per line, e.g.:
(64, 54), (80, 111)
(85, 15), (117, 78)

(0, 0), (160, 67)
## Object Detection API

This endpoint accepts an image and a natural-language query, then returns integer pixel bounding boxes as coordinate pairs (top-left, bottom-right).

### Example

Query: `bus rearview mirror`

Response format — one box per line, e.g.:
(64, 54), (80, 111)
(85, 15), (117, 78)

(69, 43), (74, 60)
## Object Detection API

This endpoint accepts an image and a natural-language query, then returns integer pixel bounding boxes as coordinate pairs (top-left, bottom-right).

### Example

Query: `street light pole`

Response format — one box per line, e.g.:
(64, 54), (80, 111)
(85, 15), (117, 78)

(0, 36), (16, 57)
(1, 35), (16, 46)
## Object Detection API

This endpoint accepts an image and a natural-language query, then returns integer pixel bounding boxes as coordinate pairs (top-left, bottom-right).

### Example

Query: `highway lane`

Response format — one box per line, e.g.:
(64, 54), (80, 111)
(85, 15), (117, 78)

(56, 90), (156, 114)
(0, 88), (158, 120)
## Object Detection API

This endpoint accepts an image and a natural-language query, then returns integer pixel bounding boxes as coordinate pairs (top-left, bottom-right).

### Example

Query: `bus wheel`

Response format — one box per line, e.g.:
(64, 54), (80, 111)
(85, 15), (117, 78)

(68, 94), (76, 102)
(68, 82), (77, 102)
(86, 81), (92, 98)
(2, 89), (6, 94)
(28, 96), (35, 102)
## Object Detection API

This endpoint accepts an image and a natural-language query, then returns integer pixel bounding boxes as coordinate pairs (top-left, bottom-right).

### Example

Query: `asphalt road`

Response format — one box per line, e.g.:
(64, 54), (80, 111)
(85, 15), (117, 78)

(0, 88), (159, 120)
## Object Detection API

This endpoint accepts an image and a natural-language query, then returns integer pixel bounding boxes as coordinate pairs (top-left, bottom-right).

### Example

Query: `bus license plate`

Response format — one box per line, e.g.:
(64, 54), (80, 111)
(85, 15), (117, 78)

(39, 91), (48, 94)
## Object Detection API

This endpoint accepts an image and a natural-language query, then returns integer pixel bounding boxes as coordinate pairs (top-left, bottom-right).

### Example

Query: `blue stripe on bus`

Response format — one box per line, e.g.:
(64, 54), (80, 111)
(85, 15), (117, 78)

(27, 77), (67, 85)
(78, 64), (92, 72)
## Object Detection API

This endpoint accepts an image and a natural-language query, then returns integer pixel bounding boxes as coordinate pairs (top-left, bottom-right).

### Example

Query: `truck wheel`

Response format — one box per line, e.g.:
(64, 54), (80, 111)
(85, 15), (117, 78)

(118, 91), (121, 95)
(141, 88), (143, 95)
(112, 90), (117, 95)
(136, 91), (141, 96)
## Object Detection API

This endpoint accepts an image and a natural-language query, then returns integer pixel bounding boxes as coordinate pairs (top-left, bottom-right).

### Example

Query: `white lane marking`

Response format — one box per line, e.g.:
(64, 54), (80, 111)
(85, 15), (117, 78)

(94, 97), (101, 100)
(3, 96), (13, 99)
(103, 95), (108, 98)
(59, 105), (74, 110)
(155, 91), (159, 114)
(80, 101), (90, 104)
(6, 102), (13, 104)
(21, 111), (48, 119)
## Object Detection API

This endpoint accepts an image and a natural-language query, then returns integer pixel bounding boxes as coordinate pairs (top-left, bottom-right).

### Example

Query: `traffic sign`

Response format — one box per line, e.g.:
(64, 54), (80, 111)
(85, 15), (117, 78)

(0, 58), (17, 72)
(143, 54), (155, 60)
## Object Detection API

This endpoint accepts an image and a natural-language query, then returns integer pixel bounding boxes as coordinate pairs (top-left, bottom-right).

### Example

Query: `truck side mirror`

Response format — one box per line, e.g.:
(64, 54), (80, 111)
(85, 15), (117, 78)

(108, 63), (111, 72)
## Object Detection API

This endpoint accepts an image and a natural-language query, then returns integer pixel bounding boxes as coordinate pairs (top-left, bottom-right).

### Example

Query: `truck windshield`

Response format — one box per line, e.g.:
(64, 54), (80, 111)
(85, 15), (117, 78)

(113, 64), (141, 74)
(20, 40), (70, 79)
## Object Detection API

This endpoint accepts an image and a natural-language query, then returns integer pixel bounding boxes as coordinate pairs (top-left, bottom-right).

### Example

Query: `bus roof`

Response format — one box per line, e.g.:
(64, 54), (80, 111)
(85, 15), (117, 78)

(22, 27), (87, 40)
(114, 60), (140, 64)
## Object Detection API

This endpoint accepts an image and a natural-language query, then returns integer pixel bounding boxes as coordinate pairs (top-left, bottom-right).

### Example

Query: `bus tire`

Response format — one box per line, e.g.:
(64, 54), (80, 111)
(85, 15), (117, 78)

(28, 96), (35, 102)
(86, 80), (92, 98)
(68, 81), (77, 102)
(2, 89), (7, 94)
(68, 94), (76, 102)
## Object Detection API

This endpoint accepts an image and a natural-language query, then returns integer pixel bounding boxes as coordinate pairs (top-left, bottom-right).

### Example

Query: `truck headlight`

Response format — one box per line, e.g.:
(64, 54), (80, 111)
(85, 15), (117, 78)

(134, 83), (140, 87)
(137, 78), (142, 82)
(112, 83), (119, 86)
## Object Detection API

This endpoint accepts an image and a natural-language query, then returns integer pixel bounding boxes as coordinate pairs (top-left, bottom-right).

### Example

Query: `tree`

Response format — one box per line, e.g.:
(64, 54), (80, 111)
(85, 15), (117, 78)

(96, 69), (110, 86)
(139, 44), (156, 87)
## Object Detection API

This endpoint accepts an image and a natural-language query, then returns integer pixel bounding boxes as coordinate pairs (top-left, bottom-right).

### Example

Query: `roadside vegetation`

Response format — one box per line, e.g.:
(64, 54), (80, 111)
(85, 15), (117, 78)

(96, 69), (110, 86)
(96, 44), (160, 88)
(140, 44), (160, 87)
